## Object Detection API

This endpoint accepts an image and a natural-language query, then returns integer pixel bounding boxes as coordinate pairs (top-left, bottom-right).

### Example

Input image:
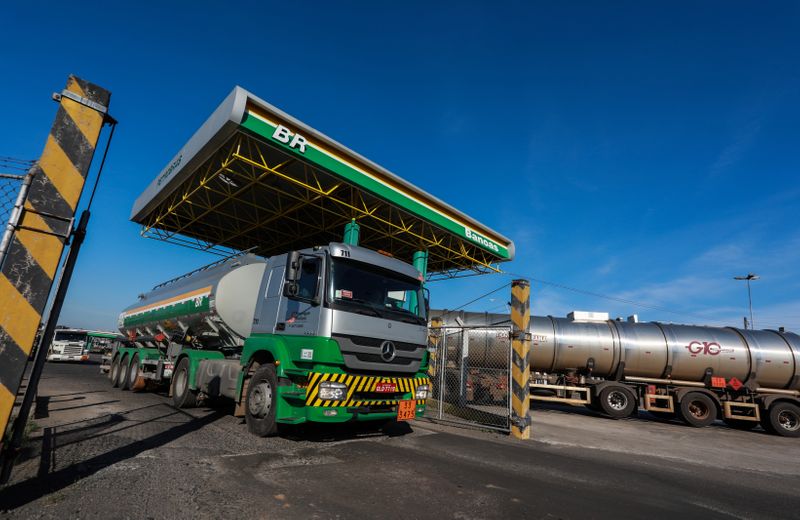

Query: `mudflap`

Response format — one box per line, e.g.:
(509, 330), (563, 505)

(132, 375), (147, 392)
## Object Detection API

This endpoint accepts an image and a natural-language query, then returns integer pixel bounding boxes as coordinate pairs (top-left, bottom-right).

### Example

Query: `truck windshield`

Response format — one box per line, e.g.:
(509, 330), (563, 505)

(54, 331), (87, 343)
(329, 258), (426, 324)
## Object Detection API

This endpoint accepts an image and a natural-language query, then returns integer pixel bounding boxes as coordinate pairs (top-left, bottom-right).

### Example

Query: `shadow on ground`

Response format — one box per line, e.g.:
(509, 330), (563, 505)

(0, 406), (226, 510)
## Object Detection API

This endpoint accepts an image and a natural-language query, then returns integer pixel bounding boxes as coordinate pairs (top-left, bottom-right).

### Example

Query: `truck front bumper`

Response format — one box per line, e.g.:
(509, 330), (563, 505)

(278, 372), (430, 424)
(47, 353), (88, 362)
(303, 401), (427, 423)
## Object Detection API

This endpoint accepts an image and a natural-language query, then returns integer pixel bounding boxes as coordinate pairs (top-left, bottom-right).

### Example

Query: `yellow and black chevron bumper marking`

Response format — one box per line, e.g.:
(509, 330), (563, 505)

(304, 372), (431, 408)
(0, 76), (110, 433)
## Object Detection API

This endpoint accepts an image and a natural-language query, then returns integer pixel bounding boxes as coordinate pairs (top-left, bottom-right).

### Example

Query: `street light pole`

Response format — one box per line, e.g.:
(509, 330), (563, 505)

(734, 273), (759, 329)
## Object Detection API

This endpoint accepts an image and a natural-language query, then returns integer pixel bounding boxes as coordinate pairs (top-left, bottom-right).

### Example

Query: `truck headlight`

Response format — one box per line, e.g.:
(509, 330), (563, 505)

(319, 381), (347, 401)
(415, 384), (430, 400)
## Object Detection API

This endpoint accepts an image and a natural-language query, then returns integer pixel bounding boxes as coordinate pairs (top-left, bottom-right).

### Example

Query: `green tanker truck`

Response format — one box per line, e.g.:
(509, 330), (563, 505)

(108, 240), (432, 435)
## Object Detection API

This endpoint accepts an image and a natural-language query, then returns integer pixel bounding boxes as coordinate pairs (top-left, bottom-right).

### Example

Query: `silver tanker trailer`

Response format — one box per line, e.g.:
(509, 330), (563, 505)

(431, 310), (800, 437)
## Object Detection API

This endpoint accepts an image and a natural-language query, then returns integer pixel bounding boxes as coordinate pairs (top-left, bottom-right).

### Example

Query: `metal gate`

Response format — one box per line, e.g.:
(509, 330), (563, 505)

(425, 325), (512, 432)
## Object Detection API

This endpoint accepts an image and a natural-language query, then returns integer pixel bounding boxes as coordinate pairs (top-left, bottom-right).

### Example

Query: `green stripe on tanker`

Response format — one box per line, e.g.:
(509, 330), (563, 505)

(121, 296), (210, 328)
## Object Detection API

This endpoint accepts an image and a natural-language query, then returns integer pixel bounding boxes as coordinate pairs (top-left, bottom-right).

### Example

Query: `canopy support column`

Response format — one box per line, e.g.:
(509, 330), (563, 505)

(413, 250), (428, 282)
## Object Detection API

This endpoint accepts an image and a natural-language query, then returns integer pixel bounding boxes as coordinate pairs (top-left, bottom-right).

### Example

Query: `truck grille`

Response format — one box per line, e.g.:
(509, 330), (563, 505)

(61, 344), (84, 356)
(333, 334), (425, 374)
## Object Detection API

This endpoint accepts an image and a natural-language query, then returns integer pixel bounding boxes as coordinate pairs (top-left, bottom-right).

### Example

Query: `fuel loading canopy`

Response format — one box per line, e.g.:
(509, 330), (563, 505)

(131, 87), (514, 278)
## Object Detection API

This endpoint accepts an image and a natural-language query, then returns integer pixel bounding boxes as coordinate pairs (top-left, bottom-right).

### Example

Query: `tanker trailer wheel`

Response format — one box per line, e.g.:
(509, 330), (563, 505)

(245, 364), (279, 437)
(172, 358), (198, 408)
(110, 355), (122, 388)
(124, 354), (140, 391)
(767, 402), (800, 438)
(678, 392), (717, 427)
(598, 386), (637, 418)
(118, 354), (130, 390)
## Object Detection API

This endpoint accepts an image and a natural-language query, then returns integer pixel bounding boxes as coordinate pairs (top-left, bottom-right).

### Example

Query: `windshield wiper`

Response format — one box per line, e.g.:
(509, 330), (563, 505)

(399, 316), (425, 325)
(353, 307), (381, 318)
(336, 297), (385, 317)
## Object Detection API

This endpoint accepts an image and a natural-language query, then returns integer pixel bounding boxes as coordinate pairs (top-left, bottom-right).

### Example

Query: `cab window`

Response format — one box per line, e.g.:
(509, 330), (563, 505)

(296, 257), (320, 300)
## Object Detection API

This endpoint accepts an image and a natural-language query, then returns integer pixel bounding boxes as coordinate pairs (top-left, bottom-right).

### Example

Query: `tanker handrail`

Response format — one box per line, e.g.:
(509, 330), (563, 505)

(151, 247), (257, 291)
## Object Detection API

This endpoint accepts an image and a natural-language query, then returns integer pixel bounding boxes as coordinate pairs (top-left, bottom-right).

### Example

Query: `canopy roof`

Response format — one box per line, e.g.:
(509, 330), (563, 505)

(131, 87), (514, 278)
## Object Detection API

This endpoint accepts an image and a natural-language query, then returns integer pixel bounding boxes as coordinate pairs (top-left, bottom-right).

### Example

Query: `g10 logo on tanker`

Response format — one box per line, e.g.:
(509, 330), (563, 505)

(685, 340), (734, 357)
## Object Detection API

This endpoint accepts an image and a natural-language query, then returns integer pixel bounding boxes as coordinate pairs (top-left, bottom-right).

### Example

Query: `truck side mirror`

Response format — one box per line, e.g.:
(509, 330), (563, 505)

(285, 251), (301, 281)
(283, 251), (301, 298)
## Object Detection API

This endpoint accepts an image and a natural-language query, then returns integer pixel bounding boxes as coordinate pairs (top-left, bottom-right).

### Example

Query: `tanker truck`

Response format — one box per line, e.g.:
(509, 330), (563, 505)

(106, 242), (431, 436)
(432, 310), (800, 437)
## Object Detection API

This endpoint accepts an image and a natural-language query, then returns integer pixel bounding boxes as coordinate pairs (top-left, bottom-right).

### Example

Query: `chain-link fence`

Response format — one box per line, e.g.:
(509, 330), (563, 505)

(0, 158), (34, 268)
(425, 325), (512, 431)
(1, 174), (24, 223)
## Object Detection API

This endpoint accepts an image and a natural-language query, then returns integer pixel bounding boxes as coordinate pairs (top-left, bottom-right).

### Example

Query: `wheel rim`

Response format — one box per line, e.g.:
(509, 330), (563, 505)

(248, 380), (273, 417)
(110, 362), (118, 382)
(688, 400), (710, 420)
(607, 390), (628, 411)
(130, 362), (138, 383)
(778, 410), (800, 431)
(174, 367), (187, 397)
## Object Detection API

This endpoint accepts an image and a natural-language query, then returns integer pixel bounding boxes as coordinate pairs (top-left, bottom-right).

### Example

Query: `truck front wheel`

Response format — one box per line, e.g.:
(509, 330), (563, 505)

(678, 392), (717, 427)
(172, 358), (198, 408)
(245, 364), (279, 437)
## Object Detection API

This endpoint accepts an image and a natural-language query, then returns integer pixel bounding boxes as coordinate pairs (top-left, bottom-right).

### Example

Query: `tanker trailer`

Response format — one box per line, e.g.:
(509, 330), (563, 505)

(108, 243), (432, 436)
(432, 310), (800, 437)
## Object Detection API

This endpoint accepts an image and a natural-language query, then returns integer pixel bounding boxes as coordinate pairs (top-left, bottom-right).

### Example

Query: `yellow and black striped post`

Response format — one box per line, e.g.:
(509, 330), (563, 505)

(0, 76), (110, 441)
(510, 279), (531, 439)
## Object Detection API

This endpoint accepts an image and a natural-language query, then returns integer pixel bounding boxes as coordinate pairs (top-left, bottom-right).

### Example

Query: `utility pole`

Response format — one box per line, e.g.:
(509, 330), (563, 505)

(734, 273), (759, 330)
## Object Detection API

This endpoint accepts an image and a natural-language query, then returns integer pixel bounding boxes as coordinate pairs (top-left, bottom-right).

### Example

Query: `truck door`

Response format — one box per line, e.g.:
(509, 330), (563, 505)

(274, 255), (323, 336)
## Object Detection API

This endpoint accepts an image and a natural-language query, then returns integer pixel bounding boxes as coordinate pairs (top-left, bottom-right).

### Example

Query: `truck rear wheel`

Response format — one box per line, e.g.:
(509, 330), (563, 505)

(118, 354), (130, 390)
(598, 386), (637, 418)
(767, 402), (800, 438)
(110, 355), (122, 388)
(678, 392), (717, 427)
(125, 354), (140, 391)
(245, 364), (278, 437)
(172, 358), (198, 408)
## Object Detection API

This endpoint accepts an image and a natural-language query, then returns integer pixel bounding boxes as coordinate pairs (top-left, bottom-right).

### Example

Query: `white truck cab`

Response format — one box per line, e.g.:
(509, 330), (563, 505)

(47, 329), (90, 362)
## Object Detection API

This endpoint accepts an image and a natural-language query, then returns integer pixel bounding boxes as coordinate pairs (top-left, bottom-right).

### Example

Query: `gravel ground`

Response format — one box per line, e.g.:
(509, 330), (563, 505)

(2, 357), (799, 519)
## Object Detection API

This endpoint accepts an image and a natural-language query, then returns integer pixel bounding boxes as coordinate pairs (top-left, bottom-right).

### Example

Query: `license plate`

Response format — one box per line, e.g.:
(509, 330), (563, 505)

(397, 400), (416, 421)
(375, 382), (397, 393)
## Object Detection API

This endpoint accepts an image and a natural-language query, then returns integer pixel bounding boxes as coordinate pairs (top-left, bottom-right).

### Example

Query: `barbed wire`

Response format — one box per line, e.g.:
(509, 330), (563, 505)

(0, 156), (35, 175)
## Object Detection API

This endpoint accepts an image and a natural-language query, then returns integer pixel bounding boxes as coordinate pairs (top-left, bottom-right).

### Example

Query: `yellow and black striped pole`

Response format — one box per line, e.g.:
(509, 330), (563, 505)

(0, 76), (110, 442)
(428, 316), (443, 379)
(510, 279), (531, 439)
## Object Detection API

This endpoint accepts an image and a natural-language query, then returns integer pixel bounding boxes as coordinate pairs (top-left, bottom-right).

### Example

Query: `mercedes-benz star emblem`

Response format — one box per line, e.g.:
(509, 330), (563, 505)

(380, 340), (396, 362)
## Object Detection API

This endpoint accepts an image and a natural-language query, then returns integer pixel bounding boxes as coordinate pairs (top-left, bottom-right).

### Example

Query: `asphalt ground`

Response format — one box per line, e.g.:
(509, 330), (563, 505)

(2, 357), (799, 519)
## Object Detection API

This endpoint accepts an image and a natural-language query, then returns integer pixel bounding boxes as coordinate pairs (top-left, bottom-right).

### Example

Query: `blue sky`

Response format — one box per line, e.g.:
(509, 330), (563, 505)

(2, 2), (799, 331)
